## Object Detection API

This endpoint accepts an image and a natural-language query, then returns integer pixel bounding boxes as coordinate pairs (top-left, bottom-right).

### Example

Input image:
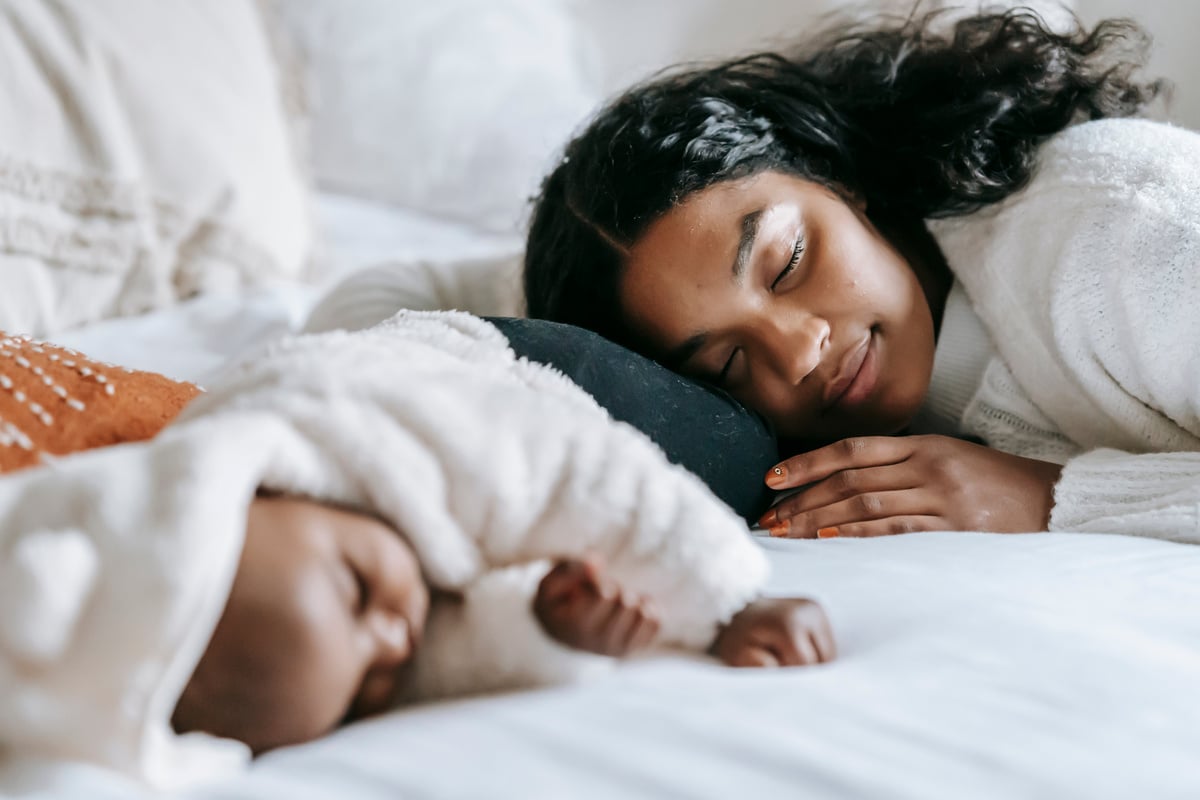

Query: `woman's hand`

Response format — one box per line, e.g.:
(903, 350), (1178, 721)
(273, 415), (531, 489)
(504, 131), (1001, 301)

(534, 558), (660, 657)
(711, 598), (835, 667)
(758, 435), (1063, 538)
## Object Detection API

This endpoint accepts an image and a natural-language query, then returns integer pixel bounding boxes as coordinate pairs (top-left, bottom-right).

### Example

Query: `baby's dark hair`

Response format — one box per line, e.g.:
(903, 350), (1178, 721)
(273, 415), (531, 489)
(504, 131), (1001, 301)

(524, 8), (1163, 345)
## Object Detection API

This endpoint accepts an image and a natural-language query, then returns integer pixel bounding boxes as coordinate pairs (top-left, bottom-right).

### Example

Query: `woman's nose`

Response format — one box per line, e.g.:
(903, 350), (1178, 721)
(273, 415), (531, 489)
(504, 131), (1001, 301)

(765, 312), (830, 386)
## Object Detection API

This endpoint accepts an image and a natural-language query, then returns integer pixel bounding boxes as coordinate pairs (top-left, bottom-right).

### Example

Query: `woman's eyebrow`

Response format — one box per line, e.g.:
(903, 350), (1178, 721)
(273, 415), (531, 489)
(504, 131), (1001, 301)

(733, 209), (764, 285)
(663, 209), (763, 369)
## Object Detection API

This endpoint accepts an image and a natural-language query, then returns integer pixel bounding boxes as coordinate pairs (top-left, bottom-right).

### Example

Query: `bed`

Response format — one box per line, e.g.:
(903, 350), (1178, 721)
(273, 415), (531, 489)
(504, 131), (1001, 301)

(0, 191), (1190, 800)
(3, 1), (1200, 797)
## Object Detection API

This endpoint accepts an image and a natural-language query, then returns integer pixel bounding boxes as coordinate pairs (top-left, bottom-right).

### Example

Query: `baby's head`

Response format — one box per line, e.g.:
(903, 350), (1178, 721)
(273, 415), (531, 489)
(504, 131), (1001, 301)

(172, 495), (430, 753)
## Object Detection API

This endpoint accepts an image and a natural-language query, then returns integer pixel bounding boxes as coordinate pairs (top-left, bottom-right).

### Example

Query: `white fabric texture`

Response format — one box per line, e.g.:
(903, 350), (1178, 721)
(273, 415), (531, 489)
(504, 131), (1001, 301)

(0, 0), (313, 336)
(0, 311), (766, 789)
(312, 192), (524, 284)
(303, 255), (525, 334)
(928, 118), (1200, 541)
(272, 0), (599, 235)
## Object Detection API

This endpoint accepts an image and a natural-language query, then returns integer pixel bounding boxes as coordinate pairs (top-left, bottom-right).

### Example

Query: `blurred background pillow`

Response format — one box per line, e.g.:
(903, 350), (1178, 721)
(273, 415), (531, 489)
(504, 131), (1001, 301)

(275, 0), (601, 236)
(0, 0), (313, 336)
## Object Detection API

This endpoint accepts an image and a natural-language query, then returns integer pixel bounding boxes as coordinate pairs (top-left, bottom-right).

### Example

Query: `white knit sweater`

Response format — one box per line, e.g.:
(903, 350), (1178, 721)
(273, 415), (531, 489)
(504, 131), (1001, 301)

(925, 118), (1200, 542)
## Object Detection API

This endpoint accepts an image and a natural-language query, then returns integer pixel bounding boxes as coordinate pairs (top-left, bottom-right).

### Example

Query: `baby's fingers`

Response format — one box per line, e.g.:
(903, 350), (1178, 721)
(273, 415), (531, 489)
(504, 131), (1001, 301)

(627, 610), (661, 652)
(596, 597), (642, 655)
(620, 598), (661, 653)
(725, 644), (780, 668)
(539, 558), (600, 606)
(811, 629), (836, 663)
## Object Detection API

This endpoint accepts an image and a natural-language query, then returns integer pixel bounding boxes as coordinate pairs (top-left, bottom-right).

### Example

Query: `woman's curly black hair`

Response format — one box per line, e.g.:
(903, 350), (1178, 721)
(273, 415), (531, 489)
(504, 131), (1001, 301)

(523, 8), (1163, 345)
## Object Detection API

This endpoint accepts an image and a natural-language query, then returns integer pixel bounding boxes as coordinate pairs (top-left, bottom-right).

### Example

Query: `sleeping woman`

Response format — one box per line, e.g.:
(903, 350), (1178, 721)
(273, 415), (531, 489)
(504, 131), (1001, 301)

(520, 8), (1200, 544)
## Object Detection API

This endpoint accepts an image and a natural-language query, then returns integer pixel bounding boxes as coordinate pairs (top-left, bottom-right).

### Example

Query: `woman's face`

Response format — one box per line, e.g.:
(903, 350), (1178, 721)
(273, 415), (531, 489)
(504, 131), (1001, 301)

(620, 171), (937, 443)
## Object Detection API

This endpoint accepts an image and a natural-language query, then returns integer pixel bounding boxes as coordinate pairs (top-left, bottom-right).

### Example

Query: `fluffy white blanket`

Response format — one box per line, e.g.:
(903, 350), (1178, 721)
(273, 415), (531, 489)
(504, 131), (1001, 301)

(0, 311), (766, 789)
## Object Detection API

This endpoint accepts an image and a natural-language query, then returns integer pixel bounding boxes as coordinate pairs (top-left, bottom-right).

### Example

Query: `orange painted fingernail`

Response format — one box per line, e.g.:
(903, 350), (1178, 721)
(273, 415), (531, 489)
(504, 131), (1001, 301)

(758, 509), (778, 528)
(766, 464), (787, 488)
(817, 527), (840, 539)
(769, 523), (789, 538)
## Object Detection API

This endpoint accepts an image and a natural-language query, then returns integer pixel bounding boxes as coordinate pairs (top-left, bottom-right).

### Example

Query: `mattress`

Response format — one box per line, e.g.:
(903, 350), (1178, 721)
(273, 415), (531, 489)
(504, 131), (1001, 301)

(7, 194), (1200, 799)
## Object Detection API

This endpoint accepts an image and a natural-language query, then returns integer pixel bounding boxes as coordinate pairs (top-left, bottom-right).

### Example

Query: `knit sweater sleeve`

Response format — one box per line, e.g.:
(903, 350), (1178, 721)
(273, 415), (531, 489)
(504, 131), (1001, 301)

(1050, 451), (1200, 540)
(934, 119), (1200, 542)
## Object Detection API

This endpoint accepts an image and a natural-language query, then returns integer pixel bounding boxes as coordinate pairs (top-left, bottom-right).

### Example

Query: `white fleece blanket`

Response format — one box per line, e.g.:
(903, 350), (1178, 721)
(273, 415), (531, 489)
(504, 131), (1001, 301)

(0, 311), (767, 790)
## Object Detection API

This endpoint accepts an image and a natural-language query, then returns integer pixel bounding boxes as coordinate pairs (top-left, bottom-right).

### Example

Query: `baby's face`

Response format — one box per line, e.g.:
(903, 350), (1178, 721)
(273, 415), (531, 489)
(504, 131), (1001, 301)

(173, 496), (430, 753)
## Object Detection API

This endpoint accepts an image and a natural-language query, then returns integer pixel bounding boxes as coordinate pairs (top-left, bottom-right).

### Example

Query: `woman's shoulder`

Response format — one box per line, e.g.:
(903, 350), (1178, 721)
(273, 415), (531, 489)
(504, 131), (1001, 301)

(931, 118), (1200, 248)
(1033, 118), (1200, 198)
(928, 117), (1200, 346)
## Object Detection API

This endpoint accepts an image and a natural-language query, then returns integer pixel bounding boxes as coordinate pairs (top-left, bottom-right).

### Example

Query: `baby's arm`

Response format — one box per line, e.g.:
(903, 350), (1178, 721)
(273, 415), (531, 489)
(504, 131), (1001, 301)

(534, 559), (834, 666)
(398, 559), (836, 704)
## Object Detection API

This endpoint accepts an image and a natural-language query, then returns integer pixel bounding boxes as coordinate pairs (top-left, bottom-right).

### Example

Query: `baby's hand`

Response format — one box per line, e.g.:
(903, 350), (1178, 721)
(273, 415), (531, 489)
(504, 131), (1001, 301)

(534, 558), (660, 657)
(711, 598), (836, 667)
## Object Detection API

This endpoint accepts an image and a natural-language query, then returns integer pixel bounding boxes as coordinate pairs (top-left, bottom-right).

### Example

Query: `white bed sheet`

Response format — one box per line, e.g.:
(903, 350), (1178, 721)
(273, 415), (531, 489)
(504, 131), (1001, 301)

(186, 532), (1199, 800)
(8, 195), (1200, 799)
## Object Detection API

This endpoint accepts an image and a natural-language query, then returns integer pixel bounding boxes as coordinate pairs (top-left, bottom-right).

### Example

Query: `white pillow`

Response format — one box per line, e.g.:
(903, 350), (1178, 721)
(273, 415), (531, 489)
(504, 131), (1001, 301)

(0, 0), (313, 336)
(275, 0), (601, 235)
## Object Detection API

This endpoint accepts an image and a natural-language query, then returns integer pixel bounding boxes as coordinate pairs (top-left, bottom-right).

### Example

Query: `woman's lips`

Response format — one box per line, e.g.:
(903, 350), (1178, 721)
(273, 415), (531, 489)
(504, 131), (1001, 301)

(822, 331), (879, 411)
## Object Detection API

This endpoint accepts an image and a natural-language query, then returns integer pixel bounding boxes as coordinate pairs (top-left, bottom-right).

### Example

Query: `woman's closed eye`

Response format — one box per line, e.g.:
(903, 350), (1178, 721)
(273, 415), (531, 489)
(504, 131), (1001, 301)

(771, 235), (805, 292)
(717, 347), (745, 387)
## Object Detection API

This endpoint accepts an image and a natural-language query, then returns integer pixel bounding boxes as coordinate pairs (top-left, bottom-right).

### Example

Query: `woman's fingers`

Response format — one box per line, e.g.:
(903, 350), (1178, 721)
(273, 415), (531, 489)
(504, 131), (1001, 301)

(813, 515), (948, 540)
(764, 489), (939, 538)
(765, 436), (915, 490)
(759, 462), (923, 528)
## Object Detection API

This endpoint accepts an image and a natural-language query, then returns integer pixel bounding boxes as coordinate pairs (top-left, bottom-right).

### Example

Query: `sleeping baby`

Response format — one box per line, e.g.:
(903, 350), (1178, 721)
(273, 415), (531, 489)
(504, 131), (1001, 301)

(0, 313), (833, 789)
(173, 495), (833, 754)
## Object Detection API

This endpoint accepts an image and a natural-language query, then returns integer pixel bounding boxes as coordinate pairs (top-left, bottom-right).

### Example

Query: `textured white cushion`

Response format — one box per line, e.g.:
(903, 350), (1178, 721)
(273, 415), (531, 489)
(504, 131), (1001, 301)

(0, 0), (313, 336)
(275, 0), (600, 235)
